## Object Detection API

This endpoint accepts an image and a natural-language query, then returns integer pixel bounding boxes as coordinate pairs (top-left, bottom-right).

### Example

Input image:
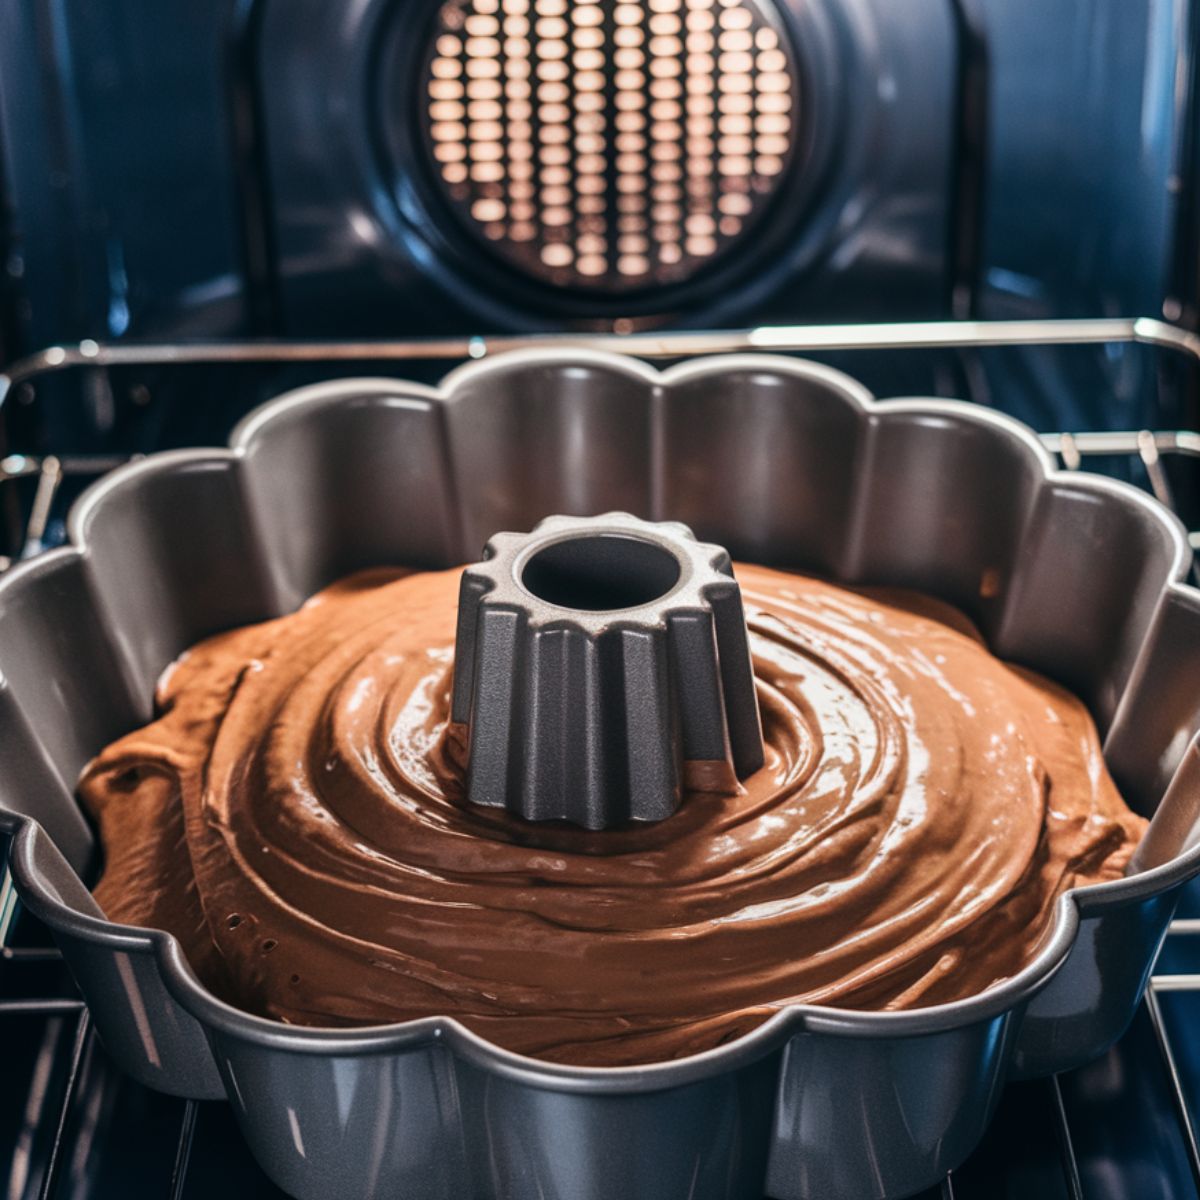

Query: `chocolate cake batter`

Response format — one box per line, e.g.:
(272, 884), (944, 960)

(79, 564), (1145, 1066)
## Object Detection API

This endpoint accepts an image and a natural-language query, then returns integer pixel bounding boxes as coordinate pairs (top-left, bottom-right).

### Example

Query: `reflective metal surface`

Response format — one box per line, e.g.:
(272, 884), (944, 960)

(3, 2), (1195, 346)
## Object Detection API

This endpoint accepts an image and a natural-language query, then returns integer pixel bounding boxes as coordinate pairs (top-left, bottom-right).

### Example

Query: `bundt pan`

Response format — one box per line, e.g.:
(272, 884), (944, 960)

(3, 350), (1200, 1200)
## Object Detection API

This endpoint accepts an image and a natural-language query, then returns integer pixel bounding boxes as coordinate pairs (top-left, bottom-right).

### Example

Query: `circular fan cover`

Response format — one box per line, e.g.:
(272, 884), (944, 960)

(420, 0), (798, 293)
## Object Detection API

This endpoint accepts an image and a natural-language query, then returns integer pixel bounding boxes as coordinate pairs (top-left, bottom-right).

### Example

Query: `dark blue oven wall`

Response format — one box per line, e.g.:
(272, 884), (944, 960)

(0, 2), (250, 348)
(982, 0), (1189, 326)
(0, 0), (1195, 430)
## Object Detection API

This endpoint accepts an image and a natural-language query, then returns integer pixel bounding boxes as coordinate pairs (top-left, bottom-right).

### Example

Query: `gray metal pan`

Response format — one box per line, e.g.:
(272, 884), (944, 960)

(3, 350), (1200, 1200)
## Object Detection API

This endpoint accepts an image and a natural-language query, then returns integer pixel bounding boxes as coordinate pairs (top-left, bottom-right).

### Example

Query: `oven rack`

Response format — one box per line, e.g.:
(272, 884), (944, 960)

(2, 317), (1200, 1198)
(2, 317), (1200, 569)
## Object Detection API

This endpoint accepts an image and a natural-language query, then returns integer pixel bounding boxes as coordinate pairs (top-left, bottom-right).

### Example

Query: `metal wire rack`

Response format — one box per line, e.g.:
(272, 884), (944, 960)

(2, 318), (1200, 1198)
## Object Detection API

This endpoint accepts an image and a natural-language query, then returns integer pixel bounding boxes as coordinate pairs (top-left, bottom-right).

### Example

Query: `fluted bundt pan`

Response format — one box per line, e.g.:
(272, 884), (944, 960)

(3, 350), (1200, 1200)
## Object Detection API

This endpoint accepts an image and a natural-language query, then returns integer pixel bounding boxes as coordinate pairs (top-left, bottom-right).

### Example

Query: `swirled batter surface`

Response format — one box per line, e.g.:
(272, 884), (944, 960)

(80, 564), (1145, 1066)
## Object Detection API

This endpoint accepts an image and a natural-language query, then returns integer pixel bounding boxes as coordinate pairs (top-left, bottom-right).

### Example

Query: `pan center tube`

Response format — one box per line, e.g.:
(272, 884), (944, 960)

(450, 512), (765, 829)
(520, 534), (681, 612)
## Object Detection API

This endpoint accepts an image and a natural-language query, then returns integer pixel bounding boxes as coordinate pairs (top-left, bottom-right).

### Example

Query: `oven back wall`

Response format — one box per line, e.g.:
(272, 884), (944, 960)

(0, 2), (249, 348)
(0, 0), (1191, 348)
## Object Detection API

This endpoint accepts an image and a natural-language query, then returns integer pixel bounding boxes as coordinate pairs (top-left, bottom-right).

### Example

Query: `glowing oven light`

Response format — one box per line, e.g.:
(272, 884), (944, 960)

(424, 0), (795, 291)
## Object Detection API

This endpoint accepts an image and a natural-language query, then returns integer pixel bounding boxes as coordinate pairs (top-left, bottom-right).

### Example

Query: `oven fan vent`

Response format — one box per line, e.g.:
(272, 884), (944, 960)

(421, 0), (796, 292)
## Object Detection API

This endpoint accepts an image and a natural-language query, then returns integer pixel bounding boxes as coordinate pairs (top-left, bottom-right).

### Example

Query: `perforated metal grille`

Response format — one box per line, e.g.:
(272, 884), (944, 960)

(422, 0), (796, 292)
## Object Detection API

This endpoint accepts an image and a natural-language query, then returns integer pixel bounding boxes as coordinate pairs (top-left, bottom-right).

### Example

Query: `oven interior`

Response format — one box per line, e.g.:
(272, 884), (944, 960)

(3, 0), (1200, 1194)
